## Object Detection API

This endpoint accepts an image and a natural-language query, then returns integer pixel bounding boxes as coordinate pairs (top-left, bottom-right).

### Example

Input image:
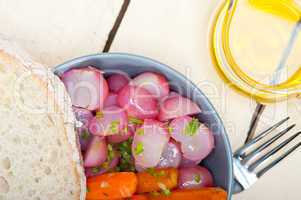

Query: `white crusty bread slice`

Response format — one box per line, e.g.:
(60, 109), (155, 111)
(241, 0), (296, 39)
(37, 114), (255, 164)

(0, 37), (86, 200)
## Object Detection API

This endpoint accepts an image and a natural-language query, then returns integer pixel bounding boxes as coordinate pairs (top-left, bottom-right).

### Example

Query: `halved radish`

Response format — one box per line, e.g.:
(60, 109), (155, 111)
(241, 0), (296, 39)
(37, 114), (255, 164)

(107, 128), (133, 144)
(180, 157), (201, 167)
(157, 139), (182, 168)
(61, 67), (109, 110)
(132, 119), (170, 168)
(117, 85), (159, 119)
(132, 72), (169, 99)
(89, 106), (128, 136)
(159, 94), (201, 121)
(104, 93), (118, 107)
(169, 116), (214, 162)
(107, 73), (130, 93)
(85, 151), (120, 177)
(178, 166), (214, 189)
(84, 136), (108, 167)
(73, 106), (94, 128)
(72, 106), (94, 151)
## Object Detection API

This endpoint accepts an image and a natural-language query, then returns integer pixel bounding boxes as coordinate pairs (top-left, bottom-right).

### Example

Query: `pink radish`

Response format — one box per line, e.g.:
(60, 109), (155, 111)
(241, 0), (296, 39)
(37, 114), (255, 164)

(107, 128), (134, 144)
(178, 166), (214, 189)
(73, 106), (93, 128)
(169, 116), (214, 162)
(132, 72), (169, 99)
(107, 73), (130, 93)
(61, 67), (109, 110)
(159, 94), (201, 121)
(117, 85), (159, 119)
(85, 151), (120, 177)
(132, 119), (170, 168)
(84, 136), (108, 167)
(180, 157), (202, 167)
(104, 93), (118, 107)
(157, 140), (182, 168)
(72, 106), (94, 151)
(89, 106), (128, 136)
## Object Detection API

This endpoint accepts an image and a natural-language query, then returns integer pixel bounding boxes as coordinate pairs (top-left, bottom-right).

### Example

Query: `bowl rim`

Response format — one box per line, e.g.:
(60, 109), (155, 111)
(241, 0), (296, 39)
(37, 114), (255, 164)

(54, 52), (234, 198)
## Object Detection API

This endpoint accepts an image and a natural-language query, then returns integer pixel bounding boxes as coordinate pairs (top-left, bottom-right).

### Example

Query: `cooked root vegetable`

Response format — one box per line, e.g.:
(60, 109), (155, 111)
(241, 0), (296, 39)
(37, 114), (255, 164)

(131, 195), (149, 200)
(85, 150), (120, 177)
(157, 140), (182, 169)
(89, 106), (128, 136)
(136, 168), (178, 194)
(132, 120), (170, 168)
(86, 172), (137, 200)
(77, 129), (92, 152)
(107, 128), (133, 144)
(84, 136), (108, 167)
(118, 85), (159, 119)
(61, 67), (109, 110)
(103, 93), (118, 107)
(180, 157), (201, 167)
(147, 188), (227, 200)
(73, 106), (94, 151)
(73, 106), (94, 127)
(178, 166), (213, 189)
(107, 73), (130, 93)
(132, 72), (169, 99)
(159, 94), (201, 121)
(170, 116), (214, 162)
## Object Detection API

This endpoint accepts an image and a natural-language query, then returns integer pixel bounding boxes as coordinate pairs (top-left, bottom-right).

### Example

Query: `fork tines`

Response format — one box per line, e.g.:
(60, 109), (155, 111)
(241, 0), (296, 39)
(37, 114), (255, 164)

(234, 117), (301, 177)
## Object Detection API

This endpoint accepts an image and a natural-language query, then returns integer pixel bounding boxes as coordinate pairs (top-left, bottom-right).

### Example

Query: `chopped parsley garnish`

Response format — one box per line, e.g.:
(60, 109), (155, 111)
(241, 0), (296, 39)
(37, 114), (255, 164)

(158, 183), (171, 196)
(194, 174), (202, 183)
(184, 118), (200, 136)
(146, 168), (166, 178)
(114, 138), (135, 172)
(80, 130), (90, 141)
(92, 167), (101, 174)
(136, 128), (144, 136)
(109, 120), (120, 134)
(128, 116), (143, 125)
(134, 142), (144, 155)
(107, 144), (115, 161)
(167, 126), (173, 134)
(96, 111), (104, 119)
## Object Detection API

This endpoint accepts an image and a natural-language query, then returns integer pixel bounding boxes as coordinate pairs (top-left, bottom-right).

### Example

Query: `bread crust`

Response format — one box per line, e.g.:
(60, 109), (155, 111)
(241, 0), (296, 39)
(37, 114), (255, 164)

(0, 36), (86, 200)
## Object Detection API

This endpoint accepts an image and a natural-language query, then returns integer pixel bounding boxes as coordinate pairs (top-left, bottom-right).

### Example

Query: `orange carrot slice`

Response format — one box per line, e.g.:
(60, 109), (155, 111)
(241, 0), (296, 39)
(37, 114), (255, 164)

(136, 168), (178, 194)
(147, 188), (227, 200)
(86, 172), (137, 200)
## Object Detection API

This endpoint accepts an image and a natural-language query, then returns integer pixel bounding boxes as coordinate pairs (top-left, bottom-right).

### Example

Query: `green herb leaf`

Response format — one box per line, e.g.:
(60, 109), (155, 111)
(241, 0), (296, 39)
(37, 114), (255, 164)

(92, 167), (101, 174)
(136, 128), (144, 136)
(107, 144), (115, 161)
(184, 118), (200, 136)
(114, 138), (135, 172)
(167, 126), (173, 134)
(158, 183), (171, 196)
(194, 174), (201, 183)
(128, 116), (143, 125)
(109, 120), (120, 134)
(146, 168), (166, 178)
(134, 142), (144, 155)
(80, 130), (90, 141)
(96, 111), (104, 119)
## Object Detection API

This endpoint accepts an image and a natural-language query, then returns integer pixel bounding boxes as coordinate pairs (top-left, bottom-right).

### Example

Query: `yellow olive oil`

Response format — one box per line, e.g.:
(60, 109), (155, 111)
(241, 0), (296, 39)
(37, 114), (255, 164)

(211, 0), (301, 103)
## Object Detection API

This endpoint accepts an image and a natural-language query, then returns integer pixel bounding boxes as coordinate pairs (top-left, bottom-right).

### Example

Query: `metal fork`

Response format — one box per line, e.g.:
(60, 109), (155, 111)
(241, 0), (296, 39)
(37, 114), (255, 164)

(233, 117), (301, 193)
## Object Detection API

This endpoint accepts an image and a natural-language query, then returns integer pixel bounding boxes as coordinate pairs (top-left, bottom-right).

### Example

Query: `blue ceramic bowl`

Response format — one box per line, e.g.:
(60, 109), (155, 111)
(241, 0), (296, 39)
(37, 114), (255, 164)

(54, 53), (234, 199)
